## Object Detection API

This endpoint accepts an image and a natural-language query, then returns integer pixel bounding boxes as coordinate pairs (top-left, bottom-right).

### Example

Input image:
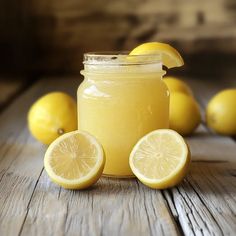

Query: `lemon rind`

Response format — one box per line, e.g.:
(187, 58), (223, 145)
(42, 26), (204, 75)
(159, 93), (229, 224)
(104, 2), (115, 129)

(129, 42), (184, 69)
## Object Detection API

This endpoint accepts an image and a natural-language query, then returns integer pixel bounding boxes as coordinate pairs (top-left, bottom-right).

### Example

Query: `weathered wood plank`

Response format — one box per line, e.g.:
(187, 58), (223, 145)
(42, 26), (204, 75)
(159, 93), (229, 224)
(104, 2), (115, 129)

(20, 162), (236, 235)
(162, 77), (236, 235)
(0, 77), (179, 236)
(0, 79), (24, 110)
(20, 172), (180, 236)
(187, 125), (236, 162)
(0, 76), (235, 235)
(185, 78), (235, 106)
(165, 162), (236, 236)
(15, 77), (236, 236)
(0, 78), (79, 235)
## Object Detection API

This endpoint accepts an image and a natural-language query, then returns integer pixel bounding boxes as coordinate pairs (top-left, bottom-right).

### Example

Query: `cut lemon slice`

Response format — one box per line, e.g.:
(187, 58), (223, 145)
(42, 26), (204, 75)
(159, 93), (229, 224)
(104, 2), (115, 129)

(129, 129), (190, 189)
(129, 42), (184, 68)
(44, 130), (105, 189)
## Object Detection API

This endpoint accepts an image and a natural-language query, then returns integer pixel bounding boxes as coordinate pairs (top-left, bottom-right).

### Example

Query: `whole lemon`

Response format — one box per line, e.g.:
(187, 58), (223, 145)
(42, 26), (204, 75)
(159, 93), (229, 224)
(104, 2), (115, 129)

(164, 76), (193, 96)
(28, 92), (77, 145)
(169, 92), (201, 136)
(206, 89), (236, 135)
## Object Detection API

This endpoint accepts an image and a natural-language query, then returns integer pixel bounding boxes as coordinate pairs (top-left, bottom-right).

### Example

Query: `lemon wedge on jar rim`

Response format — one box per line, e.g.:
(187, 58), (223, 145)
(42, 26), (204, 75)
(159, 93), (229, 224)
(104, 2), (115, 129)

(44, 130), (105, 190)
(129, 42), (184, 68)
(129, 129), (191, 189)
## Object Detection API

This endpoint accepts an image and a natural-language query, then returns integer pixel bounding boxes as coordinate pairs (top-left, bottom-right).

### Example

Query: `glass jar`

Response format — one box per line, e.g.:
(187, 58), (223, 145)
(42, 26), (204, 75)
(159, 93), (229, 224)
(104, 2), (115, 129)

(78, 52), (169, 178)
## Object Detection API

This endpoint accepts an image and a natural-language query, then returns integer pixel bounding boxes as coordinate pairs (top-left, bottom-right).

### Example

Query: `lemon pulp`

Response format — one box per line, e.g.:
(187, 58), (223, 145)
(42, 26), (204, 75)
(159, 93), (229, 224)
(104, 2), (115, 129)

(44, 130), (105, 189)
(129, 129), (190, 189)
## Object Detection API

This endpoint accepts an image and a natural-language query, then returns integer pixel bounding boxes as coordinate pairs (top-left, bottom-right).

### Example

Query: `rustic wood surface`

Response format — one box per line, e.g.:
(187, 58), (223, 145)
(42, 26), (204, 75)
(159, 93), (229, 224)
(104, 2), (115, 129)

(0, 79), (25, 110)
(0, 0), (236, 74)
(0, 77), (235, 235)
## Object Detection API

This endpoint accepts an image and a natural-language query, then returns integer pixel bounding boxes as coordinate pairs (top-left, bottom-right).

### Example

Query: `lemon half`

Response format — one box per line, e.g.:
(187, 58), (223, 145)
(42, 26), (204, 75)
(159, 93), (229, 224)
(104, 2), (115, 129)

(44, 130), (105, 189)
(129, 42), (184, 68)
(129, 129), (190, 189)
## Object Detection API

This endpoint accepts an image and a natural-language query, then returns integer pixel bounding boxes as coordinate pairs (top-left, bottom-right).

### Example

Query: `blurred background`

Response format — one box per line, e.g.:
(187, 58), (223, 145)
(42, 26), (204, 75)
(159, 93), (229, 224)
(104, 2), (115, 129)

(0, 0), (235, 78)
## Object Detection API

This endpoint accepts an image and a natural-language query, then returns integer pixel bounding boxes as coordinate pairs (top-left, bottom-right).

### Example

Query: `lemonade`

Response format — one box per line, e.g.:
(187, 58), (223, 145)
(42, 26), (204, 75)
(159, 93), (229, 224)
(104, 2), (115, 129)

(78, 53), (169, 177)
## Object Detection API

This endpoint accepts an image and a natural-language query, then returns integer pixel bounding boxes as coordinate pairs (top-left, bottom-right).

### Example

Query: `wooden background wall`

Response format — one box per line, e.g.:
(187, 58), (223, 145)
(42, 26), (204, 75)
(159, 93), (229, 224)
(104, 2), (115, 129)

(0, 0), (235, 76)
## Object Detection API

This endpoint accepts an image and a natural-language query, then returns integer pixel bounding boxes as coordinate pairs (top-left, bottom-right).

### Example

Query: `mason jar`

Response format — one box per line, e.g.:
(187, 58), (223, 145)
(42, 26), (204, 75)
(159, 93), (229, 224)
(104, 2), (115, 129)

(78, 52), (169, 177)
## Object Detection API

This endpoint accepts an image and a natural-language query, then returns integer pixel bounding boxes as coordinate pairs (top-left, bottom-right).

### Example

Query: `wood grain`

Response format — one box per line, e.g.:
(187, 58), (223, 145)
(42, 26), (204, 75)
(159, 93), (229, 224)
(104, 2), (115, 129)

(186, 125), (236, 162)
(0, 77), (235, 235)
(0, 78), (79, 235)
(0, 79), (25, 110)
(163, 77), (236, 235)
(0, 77), (179, 236)
(165, 162), (236, 236)
(20, 172), (180, 236)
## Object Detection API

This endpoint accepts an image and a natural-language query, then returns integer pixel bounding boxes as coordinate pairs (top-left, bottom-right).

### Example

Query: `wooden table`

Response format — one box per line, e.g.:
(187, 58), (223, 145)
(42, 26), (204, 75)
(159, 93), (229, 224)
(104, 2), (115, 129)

(0, 77), (235, 236)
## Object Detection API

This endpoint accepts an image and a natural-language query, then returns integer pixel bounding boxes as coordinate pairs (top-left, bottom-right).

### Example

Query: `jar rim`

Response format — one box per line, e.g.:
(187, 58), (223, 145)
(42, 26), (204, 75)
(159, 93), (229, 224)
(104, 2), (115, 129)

(83, 51), (161, 66)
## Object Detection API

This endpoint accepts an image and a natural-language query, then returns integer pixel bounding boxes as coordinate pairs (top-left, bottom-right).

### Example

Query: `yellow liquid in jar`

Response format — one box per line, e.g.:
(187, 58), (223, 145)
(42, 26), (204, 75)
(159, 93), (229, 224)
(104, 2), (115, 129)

(78, 59), (169, 177)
